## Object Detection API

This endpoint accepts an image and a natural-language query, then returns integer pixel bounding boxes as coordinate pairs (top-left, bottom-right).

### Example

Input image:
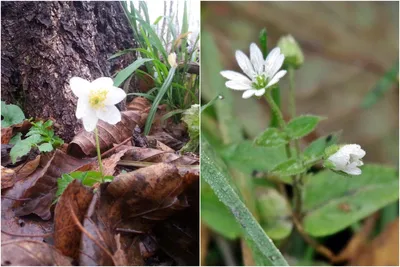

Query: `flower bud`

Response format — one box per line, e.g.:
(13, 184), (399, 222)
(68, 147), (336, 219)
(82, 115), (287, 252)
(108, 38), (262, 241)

(324, 144), (366, 176)
(168, 52), (178, 68)
(277, 35), (304, 69)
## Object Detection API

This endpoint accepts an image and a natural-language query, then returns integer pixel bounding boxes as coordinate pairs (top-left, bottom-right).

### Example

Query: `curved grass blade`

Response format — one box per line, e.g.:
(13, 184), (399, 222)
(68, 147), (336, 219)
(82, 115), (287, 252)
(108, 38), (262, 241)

(201, 136), (289, 266)
(113, 58), (153, 87)
(144, 67), (176, 135)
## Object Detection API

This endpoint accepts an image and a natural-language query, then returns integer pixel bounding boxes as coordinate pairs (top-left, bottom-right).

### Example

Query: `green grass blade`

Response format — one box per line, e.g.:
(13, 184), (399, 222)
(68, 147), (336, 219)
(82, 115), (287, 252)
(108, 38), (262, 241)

(201, 136), (289, 266)
(139, 1), (150, 24)
(113, 58), (153, 87)
(137, 18), (168, 60)
(144, 67), (176, 135)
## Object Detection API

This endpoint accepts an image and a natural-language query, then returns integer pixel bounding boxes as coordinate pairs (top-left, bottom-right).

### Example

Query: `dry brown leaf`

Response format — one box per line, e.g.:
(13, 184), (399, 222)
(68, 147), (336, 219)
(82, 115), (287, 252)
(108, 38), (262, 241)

(12, 155), (41, 181)
(148, 132), (184, 151)
(1, 166), (16, 189)
(1, 240), (72, 266)
(67, 111), (142, 157)
(126, 96), (151, 112)
(116, 145), (198, 165)
(54, 179), (94, 260)
(1, 127), (13, 144)
(12, 150), (94, 220)
(350, 218), (399, 266)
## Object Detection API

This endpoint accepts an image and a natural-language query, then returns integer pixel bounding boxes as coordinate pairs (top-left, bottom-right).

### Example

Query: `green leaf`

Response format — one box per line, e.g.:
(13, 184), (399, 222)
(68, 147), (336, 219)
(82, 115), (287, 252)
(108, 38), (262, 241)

(272, 158), (306, 176)
(221, 141), (287, 175)
(201, 182), (242, 239)
(108, 48), (136, 60)
(1, 101), (25, 128)
(303, 165), (399, 237)
(10, 140), (32, 164)
(257, 188), (293, 240)
(285, 115), (324, 139)
(201, 137), (288, 266)
(43, 120), (53, 128)
(254, 127), (289, 147)
(9, 132), (22, 145)
(113, 58), (153, 87)
(180, 104), (199, 153)
(38, 142), (53, 152)
(303, 131), (341, 160)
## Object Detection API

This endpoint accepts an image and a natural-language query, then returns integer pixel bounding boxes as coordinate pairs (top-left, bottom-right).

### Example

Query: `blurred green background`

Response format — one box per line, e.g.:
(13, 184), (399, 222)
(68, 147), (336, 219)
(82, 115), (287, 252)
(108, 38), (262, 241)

(201, 1), (399, 166)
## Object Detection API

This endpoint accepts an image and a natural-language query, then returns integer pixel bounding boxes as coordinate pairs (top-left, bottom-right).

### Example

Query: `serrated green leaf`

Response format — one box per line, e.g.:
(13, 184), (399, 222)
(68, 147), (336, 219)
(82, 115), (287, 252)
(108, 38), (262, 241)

(1, 101), (25, 128)
(303, 165), (399, 237)
(43, 120), (53, 128)
(9, 132), (22, 145)
(285, 115), (323, 139)
(10, 140), (32, 164)
(201, 136), (289, 266)
(257, 188), (293, 240)
(113, 58), (153, 87)
(201, 182), (242, 239)
(38, 143), (53, 152)
(272, 158), (306, 176)
(254, 127), (288, 147)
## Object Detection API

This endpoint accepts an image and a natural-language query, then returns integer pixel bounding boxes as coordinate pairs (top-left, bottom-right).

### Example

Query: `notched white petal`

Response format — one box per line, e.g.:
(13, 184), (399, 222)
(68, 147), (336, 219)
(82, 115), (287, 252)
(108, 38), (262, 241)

(242, 90), (257, 99)
(235, 50), (255, 78)
(266, 70), (287, 88)
(226, 81), (252, 90)
(254, 89), (265, 96)
(220, 70), (252, 83)
(250, 43), (264, 74)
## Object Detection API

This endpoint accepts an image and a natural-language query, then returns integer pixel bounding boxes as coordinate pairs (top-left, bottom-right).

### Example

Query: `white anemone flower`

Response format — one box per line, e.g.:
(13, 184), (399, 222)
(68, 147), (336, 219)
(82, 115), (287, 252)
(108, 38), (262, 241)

(327, 144), (366, 175)
(70, 77), (126, 132)
(220, 44), (287, 99)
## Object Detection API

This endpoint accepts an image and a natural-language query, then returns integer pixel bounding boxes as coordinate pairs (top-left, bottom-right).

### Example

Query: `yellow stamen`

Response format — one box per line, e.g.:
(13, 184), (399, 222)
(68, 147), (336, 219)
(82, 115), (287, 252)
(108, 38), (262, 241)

(88, 89), (108, 109)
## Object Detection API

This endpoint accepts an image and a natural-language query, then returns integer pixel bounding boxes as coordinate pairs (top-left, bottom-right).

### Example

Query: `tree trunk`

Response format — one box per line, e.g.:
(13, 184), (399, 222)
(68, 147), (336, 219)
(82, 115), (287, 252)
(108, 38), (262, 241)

(1, 1), (136, 142)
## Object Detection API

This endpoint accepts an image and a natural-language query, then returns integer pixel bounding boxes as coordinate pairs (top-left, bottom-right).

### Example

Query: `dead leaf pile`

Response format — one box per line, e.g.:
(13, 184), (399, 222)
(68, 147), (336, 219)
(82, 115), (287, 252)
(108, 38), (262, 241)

(1, 97), (199, 266)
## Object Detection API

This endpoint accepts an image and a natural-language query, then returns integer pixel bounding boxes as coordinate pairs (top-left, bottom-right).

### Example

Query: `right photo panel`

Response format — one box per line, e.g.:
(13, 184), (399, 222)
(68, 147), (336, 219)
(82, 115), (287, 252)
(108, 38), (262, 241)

(200, 1), (399, 266)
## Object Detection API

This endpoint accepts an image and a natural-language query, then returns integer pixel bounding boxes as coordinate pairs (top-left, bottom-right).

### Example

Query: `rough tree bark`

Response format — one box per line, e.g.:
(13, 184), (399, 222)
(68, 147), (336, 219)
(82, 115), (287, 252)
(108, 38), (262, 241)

(1, 1), (136, 141)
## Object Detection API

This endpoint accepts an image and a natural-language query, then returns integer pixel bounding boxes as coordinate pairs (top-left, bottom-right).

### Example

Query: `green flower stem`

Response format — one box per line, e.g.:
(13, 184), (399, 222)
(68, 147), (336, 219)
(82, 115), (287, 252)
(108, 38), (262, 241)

(265, 90), (285, 129)
(264, 90), (292, 158)
(94, 127), (104, 182)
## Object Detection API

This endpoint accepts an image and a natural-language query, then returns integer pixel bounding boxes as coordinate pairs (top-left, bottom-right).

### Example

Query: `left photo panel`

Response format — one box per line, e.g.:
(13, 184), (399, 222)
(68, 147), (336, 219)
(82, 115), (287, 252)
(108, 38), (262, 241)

(1, 1), (200, 266)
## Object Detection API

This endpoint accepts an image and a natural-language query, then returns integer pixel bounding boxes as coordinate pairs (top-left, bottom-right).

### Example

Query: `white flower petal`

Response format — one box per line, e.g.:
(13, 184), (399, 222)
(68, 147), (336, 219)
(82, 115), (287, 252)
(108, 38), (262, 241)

(235, 50), (255, 78)
(345, 144), (366, 158)
(242, 90), (257, 99)
(250, 43), (264, 74)
(104, 87), (127, 105)
(266, 70), (287, 88)
(226, 80), (252, 90)
(344, 166), (362, 175)
(76, 97), (89, 119)
(91, 77), (114, 90)
(254, 89), (265, 96)
(264, 47), (281, 77)
(328, 150), (350, 170)
(70, 77), (91, 98)
(81, 109), (98, 132)
(220, 70), (252, 84)
(267, 54), (285, 78)
(96, 105), (121, 125)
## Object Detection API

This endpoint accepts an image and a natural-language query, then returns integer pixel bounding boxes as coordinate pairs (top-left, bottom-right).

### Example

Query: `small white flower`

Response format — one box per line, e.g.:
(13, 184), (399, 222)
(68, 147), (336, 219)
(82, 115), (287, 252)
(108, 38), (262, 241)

(168, 52), (178, 68)
(220, 44), (287, 99)
(70, 77), (126, 132)
(327, 144), (366, 175)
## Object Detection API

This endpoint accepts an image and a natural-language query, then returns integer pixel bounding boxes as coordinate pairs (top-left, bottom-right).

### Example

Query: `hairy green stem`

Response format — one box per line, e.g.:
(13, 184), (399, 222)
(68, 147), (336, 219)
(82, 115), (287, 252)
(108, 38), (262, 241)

(94, 127), (104, 182)
(289, 67), (301, 157)
(264, 90), (286, 129)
